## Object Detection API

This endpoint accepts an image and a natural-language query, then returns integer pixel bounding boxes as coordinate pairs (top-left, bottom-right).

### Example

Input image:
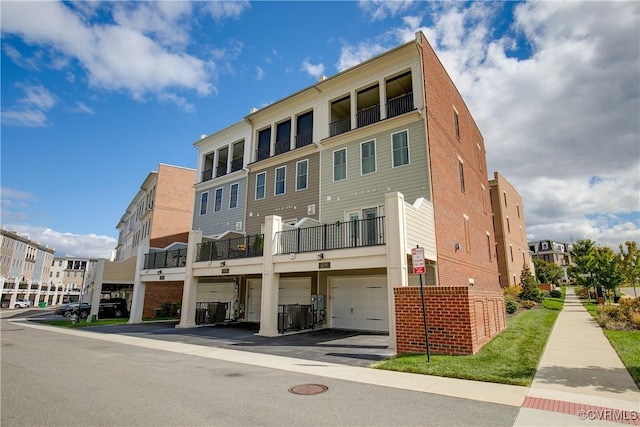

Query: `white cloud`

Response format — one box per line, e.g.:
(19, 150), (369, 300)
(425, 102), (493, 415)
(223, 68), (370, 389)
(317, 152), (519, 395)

(1, 83), (55, 127)
(336, 41), (387, 72)
(300, 58), (325, 79)
(69, 101), (93, 114)
(255, 66), (265, 81)
(359, 0), (414, 21)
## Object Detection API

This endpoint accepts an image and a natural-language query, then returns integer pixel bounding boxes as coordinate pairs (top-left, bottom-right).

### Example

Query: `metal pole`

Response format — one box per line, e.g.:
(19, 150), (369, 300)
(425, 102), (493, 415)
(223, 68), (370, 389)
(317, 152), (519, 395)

(419, 273), (430, 363)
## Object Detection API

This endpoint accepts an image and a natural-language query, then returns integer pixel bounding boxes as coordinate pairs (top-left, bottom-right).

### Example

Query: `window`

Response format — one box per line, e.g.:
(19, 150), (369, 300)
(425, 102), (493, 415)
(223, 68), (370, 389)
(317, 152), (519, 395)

(361, 140), (376, 174)
(214, 188), (223, 212)
(257, 128), (271, 161)
(275, 166), (286, 195)
(463, 215), (471, 253)
(486, 233), (492, 261)
(517, 204), (521, 218)
(229, 183), (239, 209)
(333, 148), (347, 181)
(510, 245), (514, 262)
(503, 191), (508, 207)
(255, 172), (266, 200)
(200, 192), (209, 215)
(454, 109), (460, 139)
(392, 130), (409, 167)
(296, 160), (308, 191)
(506, 217), (511, 233)
(458, 159), (465, 192)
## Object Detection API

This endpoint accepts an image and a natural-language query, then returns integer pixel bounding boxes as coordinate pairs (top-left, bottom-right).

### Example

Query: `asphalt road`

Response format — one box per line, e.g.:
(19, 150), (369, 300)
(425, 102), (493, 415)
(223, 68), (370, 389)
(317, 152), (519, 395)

(1, 311), (519, 427)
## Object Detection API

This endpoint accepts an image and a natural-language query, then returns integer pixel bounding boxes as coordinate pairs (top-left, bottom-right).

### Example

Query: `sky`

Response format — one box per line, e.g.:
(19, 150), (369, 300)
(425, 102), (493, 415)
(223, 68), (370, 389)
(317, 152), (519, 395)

(1, 0), (639, 259)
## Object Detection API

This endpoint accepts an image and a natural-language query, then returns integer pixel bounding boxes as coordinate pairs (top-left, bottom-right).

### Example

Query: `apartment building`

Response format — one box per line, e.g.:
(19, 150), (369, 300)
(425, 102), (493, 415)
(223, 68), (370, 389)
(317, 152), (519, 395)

(529, 240), (574, 282)
(134, 31), (506, 355)
(0, 227), (58, 308)
(489, 172), (533, 287)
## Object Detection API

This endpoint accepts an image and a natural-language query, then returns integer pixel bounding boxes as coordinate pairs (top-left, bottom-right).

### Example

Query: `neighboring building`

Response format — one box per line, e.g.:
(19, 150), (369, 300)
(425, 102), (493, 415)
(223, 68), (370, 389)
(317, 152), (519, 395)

(134, 31), (506, 356)
(115, 163), (196, 262)
(0, 227), (57, 308)
(49, 256), (98, 302)
(529, 240), (574, 282)
(489, 172), (533, 287)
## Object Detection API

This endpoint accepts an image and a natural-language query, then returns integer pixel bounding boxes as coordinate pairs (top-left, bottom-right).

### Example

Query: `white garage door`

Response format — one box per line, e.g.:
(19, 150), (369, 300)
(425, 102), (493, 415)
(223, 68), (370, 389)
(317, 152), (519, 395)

(247, 279), (262, 322)
(330, 276), (388, 332)
(279, 278), (311, 305)
(197, 282), (235, 303)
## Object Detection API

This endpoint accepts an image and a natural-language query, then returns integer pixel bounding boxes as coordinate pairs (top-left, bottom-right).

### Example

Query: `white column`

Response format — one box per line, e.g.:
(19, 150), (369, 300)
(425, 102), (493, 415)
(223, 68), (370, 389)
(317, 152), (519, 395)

(128, 243), (149, 324)
(350, 90), (357, 130)
(379, 78), (387, 120)
(88, 260), (105, 322)
(384, 191), (409, 353)
(177, 230), (202, 328)
(258, 215), (282, 337)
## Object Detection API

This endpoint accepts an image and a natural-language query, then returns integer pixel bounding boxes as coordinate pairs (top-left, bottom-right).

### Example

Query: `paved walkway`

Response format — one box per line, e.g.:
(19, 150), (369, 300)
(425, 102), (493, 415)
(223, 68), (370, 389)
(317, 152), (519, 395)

(7, 287), (640, 426)
(514, 287), (640, 426)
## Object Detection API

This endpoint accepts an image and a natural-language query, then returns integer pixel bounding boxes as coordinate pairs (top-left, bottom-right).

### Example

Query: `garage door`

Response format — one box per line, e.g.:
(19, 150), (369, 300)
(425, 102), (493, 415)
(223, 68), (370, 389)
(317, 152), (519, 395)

(330, 276), (388, 332)
(247, 279), (262, 322)
(279, 278), (311, 305)
(197, 282), (235, 303)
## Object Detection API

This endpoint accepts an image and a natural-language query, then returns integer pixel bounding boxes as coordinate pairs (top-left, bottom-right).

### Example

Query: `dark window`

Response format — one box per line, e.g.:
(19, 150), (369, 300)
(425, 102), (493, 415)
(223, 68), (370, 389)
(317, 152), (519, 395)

(257, 128), (271, 161)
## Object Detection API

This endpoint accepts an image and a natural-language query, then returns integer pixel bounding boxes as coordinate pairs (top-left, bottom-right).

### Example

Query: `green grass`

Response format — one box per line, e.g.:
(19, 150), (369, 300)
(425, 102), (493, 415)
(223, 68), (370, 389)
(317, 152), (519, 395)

(373, 307), (559, 386)
(542, 286), (566, 310)
(604, 330), (640, 388)
(40, 318), (129, 328)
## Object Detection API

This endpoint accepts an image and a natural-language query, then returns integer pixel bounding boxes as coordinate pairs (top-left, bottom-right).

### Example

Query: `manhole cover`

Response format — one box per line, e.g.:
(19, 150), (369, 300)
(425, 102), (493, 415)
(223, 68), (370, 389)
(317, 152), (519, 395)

(288, 384), (328, 395)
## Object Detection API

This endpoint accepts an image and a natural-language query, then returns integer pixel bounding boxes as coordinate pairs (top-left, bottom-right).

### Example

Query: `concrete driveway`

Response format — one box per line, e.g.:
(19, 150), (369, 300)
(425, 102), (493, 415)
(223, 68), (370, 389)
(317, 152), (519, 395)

(39, 318), (395, 367)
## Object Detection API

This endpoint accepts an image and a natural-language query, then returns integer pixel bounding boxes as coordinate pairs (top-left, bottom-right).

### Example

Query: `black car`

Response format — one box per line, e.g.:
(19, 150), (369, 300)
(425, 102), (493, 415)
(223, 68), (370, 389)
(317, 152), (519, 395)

(75, 298), (129, 319)
(54, 302), (89, 317)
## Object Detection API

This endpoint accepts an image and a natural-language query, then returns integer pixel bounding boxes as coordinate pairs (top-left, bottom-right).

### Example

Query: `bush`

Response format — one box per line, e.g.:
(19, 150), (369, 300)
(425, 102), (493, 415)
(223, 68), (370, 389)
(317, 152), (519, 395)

(503, 285), (522, 299)
(595, 298), (640, 330)
(549, 289), (562, 298)
(521, 300), (537, 309)
(505, 297), (518, 314)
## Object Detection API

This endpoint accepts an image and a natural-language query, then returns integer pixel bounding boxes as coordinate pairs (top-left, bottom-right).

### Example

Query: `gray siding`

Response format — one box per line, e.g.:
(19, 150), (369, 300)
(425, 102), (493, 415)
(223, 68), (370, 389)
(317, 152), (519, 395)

(246, 153), (320, 234)
(193, 176), (248, 237)
(320, 119), (430, 223)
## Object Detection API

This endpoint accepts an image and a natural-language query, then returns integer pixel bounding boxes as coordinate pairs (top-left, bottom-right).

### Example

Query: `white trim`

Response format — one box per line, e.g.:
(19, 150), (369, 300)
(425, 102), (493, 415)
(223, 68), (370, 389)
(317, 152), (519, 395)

(213, 187), (224, 213)
(360, 139), (377, 175)
(199, 191), (209, 216)
(229, 182), (239, 209)
(391, 129), (410, 168)
(333, 147), (347, 182)
(274, 165), (286, 196)
(295, 159), (308, 191)
(255, 171), (266, 200)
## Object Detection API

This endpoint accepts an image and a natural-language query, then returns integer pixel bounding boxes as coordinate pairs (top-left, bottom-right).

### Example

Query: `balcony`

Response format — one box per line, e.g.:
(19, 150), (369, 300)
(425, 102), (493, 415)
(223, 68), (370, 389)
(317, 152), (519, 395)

(231, 157), (243, 173)
(386, 92), (414, 118)
(202, 169), (213, 182)
(215, 164), (227, 178)
(295, 130), (313, 148)
(329, 117), (351, 137)
(274, 139), (290, 155)
(144, 248), (188, 269)
(356, 105), (380, 128)
(256, 146), (270, 162)
(196, 234), (264, 262)
(277, 217), (385, 253)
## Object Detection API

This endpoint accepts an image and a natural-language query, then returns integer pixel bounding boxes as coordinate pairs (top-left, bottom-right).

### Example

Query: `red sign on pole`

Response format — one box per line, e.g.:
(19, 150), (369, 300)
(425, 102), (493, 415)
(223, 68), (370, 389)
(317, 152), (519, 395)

(412, 247), (425, 275)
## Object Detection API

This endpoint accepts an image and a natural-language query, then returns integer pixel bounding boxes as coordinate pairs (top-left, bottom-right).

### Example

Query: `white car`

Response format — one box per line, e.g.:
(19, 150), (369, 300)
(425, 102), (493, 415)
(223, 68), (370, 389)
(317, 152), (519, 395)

(14, 299), (32, 308)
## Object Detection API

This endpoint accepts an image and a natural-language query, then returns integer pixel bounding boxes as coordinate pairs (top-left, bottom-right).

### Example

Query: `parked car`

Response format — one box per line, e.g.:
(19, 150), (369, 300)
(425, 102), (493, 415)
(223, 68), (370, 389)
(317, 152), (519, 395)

(75, 298), (129, 319)
(54, 302), (89, 317)
(14, 299), (32, 308)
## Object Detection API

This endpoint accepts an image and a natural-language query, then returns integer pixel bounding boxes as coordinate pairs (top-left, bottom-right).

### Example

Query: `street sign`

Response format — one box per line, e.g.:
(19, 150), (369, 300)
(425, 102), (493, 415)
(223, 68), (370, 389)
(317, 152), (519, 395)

(412, 247), (425, 274)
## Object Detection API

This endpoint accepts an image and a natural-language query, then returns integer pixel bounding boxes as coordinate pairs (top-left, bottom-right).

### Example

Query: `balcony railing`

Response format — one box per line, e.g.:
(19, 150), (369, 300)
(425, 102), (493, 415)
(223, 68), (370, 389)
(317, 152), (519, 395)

(195, 301), (233, 325)
(277, 216), (385, 254)
(386, 92), (414, 118)
(196, 234), (264, 262)
(202, 168), (213, 182)
(231, 158), (243, 172)
(256, 146), (270, 162)
(274, 139), (290, 155)
(144, 248), (188, 270)
(329, 117), (351, 137)
(356, 105), (380, 128)
(295, 130), (313, 148)
(216, 164), (227, 178)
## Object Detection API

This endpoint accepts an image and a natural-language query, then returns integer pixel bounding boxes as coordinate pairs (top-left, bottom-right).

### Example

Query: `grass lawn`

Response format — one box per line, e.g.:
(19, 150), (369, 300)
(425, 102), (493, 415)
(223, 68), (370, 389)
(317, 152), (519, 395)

(40, 318), (129, 328)
(373, 307), (559, 386)
(542, 286), (566, 310)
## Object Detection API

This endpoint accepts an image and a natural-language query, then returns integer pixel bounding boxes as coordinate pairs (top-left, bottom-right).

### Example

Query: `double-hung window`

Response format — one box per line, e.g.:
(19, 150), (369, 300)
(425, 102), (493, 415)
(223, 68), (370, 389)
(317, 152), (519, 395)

(333, 148), (346, 181)
(229, 183), (239, 209)
(199, 192), (208, 215)
(296, 160), (308, 191)
(255, 172), (266, 200)
(361, 140), (376, 175)
(458, 158), (465, 192)
(275, 166), (286, 195)
(392, 130), (409, 167)
(214, 188), (223, 212)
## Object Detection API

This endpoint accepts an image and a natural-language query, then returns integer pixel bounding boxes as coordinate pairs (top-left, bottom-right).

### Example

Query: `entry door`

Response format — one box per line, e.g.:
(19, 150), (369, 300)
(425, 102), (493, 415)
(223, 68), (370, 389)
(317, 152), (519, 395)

(362, 207), (378, 246)
(345, 207), (379, 247)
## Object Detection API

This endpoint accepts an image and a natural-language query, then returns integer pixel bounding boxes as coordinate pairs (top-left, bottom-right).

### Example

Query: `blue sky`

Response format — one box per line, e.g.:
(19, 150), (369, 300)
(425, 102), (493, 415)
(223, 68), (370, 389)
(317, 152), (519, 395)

(1, 1), (639, 258)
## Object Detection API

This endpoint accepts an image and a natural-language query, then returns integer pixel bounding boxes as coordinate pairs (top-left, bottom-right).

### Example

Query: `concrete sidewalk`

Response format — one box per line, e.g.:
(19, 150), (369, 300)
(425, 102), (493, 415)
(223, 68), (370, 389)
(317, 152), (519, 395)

(514, 287), (640, 426)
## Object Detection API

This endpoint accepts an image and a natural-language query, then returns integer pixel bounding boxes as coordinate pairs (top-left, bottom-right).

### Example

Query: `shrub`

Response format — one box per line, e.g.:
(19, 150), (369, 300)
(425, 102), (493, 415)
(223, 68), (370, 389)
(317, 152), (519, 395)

(521, 300), (537, 309)
(595, 299), (640, 330)
(549, 289), (562, 298)
(505, 297), (518, 314)
(503, 285), (522, 299)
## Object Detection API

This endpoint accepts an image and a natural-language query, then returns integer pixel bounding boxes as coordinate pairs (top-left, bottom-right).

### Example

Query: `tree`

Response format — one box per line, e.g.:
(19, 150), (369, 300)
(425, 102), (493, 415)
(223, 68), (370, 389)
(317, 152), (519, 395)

(618, 241), (639, 297)
(569, 239), (596, 297)
(519, 264), (542, 302)
(533, 259), (563, 285)
(592, 246), (623, 302)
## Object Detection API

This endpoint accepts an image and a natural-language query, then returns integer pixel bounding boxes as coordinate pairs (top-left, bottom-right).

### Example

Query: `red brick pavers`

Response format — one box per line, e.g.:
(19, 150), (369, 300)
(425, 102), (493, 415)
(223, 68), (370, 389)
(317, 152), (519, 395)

(522, 396), (640, 425)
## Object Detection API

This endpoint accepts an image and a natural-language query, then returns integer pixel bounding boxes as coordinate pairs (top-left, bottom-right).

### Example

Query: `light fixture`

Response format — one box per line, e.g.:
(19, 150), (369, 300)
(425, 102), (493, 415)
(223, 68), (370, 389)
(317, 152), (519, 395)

(220, 261), (226, 267)
(317, 253), (324, 260)
(157, 270), (162, 274)
(454, 242), (460, 252)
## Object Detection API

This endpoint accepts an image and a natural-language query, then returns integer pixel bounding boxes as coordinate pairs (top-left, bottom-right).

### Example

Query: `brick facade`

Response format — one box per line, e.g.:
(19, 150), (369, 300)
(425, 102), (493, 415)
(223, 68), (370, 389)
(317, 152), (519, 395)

(143, 281), (184, 319)
(394, 285), (506, 355)
(150, 232), (190, 249)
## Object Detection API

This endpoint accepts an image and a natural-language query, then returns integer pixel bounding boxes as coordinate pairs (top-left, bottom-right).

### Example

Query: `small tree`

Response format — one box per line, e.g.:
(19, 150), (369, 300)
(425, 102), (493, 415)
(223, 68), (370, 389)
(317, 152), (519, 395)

(619, 241), (639, 297)
(593, 246), (623, 303)
(569, 239), (596, 299)
(519, 264), (542, 302)
(533, 259), (563, 285)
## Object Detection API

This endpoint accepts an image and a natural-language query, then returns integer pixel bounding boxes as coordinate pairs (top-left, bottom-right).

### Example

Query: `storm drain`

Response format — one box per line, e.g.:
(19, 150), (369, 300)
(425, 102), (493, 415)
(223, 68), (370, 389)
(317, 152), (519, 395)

(288, 384), (328, 395)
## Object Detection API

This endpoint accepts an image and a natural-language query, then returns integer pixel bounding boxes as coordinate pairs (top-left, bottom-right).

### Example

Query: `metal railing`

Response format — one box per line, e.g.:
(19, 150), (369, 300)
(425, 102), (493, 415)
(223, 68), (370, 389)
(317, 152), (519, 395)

(274, 139), (290, 155)
(196, 234), (264, 262)
(202, 168), (213, 182)
(295, 130), (313, 148)
(277, 304), (326, 333)
(231, 158), (243, 172)
(195, 301), (232, 325)
(256, 146), (270, 161)
(329, 116), (351, 137)
(356, 105), (380, 128)
(144, 248), (188, 269)
(277, 216), (385, 254)
(216, 164), (227, 178)
(386, 92), (414, 118)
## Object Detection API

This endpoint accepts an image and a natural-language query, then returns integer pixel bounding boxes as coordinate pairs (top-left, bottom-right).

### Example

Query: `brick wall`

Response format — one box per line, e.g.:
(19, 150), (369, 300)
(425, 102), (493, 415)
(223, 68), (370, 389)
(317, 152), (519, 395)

(150, 232), (190, 249)
(394, 285), (506, 355)
(143, 281), (184, 319)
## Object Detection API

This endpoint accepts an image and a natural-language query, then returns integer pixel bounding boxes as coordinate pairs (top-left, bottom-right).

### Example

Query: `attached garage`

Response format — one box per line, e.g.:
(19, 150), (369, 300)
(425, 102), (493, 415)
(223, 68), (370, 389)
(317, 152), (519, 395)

(246, 277), (312, 323)
(329, 276), (388, 332)
(246, 279), (262, 322)
(197, 282), (235, 303)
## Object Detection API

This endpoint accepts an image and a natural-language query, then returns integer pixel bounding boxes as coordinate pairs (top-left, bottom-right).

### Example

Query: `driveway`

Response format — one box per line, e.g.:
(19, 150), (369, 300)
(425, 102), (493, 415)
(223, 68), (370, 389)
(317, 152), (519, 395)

(37, 318), (395, 367)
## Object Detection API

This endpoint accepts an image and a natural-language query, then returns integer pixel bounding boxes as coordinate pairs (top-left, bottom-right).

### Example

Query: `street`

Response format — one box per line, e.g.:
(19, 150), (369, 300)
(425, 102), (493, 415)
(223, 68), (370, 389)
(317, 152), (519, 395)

(1, 311), (519, 426)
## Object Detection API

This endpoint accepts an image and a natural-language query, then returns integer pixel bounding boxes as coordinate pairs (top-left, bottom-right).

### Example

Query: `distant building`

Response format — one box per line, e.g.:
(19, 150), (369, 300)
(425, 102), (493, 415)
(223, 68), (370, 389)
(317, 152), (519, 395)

(50, 256), (99, 303)
(528, 240), (574, 282)
(0, 227), (57, 308)
(489, 172), (533, 287)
